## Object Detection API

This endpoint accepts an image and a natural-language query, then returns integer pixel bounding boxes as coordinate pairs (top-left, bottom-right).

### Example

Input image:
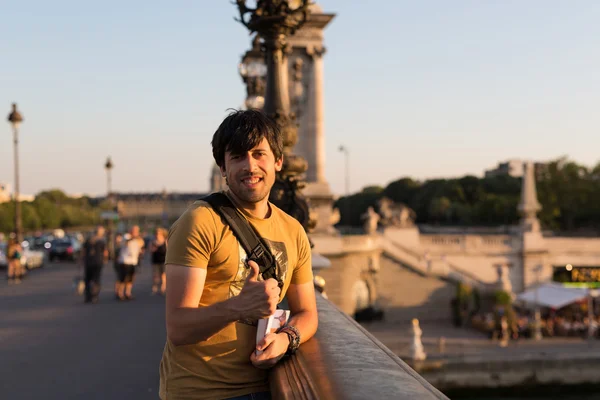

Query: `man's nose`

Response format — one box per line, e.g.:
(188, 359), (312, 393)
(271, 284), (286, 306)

(241, 153), (258, 172)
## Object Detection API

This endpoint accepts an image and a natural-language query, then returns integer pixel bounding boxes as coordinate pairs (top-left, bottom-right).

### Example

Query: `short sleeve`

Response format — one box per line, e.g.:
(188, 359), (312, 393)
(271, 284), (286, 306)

(291, 228), (313, 285)
(165, 203), (217, 269)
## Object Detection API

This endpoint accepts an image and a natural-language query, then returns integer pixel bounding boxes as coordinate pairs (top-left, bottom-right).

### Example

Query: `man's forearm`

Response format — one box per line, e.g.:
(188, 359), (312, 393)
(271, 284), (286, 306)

(167, 297), (241, 346)
(287, 310), (318, 345)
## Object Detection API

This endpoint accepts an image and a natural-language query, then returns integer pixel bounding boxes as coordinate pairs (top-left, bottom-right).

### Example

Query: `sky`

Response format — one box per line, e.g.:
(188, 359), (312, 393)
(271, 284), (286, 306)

(1, 1), (599, 197)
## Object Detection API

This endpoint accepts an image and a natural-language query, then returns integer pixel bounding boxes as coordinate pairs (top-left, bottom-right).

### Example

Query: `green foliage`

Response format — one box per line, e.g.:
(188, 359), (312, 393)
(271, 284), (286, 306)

(429, 197), (451, 223)
(0, 189), (101, 234)
(382, 178), (420, 204)
(336, 157), (600, 233)
(334, 190), (381, 226)
(361, 185), (384, 194)
(0, 203), (15, 233)
(456, 282), (472, 300)
(494, 290), (512, 306)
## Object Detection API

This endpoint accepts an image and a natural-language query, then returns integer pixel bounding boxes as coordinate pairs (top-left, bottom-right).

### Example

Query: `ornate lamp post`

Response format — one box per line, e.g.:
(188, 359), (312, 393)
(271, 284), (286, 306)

(7, 103), (24, 242)
(235, 0), (313, 229)
(239, 35), (267, 110)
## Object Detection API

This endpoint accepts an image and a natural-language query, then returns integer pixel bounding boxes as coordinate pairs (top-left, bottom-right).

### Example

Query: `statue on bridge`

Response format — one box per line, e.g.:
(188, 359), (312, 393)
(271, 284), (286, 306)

(377, 197), (416, 228)
(361, 206), (380, 235)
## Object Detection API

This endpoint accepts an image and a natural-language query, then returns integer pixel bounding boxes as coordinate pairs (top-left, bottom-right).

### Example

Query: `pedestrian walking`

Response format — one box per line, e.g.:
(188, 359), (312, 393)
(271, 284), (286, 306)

(80, 226), (108, 303)
(116, 225), (144, 300)
(150, 227), (167, 295)
(113, 233), (123, 298)
(6, 237), (23, 285)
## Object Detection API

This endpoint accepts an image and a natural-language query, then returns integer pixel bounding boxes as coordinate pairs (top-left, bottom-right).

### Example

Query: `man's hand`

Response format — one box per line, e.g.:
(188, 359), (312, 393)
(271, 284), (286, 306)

(250, 332), (289, 369)
(231, 260), (280, 320)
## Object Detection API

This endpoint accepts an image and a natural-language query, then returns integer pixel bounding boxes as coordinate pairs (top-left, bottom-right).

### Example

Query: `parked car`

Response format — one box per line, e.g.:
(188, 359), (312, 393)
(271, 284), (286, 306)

(22, 248), (46, 270)
(23, 235), (53, 252)
(49, 237), (82, 262)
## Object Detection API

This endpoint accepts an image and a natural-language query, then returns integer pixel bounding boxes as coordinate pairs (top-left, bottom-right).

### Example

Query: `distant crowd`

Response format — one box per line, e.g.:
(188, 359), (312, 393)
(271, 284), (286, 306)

(472, 305), (600, 340)
(1, 225), (168, 304)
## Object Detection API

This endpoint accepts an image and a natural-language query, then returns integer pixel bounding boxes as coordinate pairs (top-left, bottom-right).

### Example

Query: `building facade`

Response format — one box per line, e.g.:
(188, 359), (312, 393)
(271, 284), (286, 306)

(485, 159), (546, 179)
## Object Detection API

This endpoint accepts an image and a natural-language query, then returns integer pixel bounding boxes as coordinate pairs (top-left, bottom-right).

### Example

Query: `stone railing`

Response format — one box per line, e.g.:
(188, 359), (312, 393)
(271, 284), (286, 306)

(545, 237), (600, 254)
(420, 234), (514, 254)
(381, 237), (490, 291)
(269, 295), (449, 399)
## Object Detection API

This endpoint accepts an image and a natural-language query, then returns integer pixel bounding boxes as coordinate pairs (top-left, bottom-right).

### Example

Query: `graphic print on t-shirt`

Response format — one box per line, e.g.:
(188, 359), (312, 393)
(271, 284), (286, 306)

(228, 239), (288, 300)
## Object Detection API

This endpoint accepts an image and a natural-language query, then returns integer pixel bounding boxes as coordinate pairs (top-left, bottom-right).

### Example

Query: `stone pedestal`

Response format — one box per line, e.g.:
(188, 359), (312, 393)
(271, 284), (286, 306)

(517, 161), (550, 292)
(311, 234), (382, 315)
(303, 182), (338, 235)
(520, 231), (550, 292)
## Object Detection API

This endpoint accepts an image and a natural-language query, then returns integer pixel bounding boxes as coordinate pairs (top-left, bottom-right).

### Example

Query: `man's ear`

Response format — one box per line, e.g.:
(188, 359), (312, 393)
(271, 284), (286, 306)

(220, 165), (226, 177)
(275, 156), (283, 172)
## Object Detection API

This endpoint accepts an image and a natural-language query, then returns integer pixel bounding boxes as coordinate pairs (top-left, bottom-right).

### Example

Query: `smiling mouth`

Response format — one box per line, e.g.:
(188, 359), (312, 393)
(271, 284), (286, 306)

(241, 176), (263, 185)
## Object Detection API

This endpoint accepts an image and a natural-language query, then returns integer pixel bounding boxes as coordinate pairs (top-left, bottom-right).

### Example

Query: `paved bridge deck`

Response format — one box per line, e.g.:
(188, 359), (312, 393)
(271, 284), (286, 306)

(0, 261), (166, 399)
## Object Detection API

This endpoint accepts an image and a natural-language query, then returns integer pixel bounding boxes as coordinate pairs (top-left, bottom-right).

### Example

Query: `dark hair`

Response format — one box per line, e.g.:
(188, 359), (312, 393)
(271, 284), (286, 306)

(211, 109), (283, 168)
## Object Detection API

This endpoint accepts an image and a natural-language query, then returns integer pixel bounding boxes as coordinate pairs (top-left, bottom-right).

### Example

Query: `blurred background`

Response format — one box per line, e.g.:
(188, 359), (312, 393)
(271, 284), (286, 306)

(2, 1), (600, 399)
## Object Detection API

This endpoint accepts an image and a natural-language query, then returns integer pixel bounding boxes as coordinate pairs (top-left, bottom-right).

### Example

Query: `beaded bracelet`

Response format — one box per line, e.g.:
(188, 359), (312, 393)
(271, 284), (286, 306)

(277, 325), (301, 355)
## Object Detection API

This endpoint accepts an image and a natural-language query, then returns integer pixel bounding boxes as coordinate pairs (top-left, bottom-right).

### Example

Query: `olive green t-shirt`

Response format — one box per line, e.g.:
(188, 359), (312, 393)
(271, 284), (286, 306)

(159, 195), (313, 400)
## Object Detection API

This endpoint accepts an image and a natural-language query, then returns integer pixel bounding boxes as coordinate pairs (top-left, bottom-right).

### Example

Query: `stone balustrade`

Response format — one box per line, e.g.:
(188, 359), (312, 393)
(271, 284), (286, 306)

(420, 234), (515, 254)
(545, 237), (600, 255)
(269, 294), (449, 399)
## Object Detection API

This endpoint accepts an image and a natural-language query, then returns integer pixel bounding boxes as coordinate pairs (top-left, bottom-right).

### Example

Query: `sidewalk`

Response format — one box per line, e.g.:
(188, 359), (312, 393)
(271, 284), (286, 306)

(363, 320), (600, 361)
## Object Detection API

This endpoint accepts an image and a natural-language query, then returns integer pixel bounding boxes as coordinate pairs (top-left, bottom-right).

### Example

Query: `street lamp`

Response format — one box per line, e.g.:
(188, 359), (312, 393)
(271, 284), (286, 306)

(338, 145), (349, 196)
(239, 34), (267, 110)
(7, 103), (23, 242)
(104, 157), (115, 260)
(105, 156), (113, 196)
(235, 0), (313, 229)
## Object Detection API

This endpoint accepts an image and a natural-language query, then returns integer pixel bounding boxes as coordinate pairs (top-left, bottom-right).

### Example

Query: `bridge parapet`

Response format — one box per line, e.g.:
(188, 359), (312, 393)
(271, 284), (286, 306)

(545, 237), (600, 255)
(420, 234), (516, 254)
(270, 294), (449, 399)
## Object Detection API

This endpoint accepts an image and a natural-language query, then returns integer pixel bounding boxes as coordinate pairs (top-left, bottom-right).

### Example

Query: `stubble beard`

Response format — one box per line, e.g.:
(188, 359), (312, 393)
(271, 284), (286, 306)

(229, 176), (273, 205)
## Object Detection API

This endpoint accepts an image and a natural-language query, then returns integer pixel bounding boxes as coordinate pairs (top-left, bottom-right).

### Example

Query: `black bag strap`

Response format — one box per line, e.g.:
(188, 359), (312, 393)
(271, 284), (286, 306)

(202, 193), (282, 287)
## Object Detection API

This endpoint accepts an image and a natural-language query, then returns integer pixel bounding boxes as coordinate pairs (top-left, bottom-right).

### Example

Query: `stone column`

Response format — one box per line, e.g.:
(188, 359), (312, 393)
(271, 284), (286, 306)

(517, 161), (549, 291)
(286, 5), (335, 184)
(306, 47), (326, 183)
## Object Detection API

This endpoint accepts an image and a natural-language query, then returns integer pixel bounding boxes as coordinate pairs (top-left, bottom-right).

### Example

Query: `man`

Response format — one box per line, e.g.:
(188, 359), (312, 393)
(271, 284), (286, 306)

(80, 226), (108, 303)
(116, 225), (145, 300)
(160, 110), (318, 400)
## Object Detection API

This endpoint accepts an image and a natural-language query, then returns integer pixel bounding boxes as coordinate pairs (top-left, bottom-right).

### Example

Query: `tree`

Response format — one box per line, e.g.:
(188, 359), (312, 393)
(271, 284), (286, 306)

(33, 197), (61, 229)
(383, 178), (420, 205)
(429, 197), (451, 224)
(0, 203), (15, 233)
(22, 202), (42, 232)
(335, 190), (382, 227)
(36, 189), (70, 206)
(458, 175), (485, 204)
(361, 185), (384, 195)
(334, 156), (600, 232)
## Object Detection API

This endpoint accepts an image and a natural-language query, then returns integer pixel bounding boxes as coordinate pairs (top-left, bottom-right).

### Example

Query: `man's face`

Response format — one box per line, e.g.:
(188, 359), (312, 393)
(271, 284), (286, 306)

(221, 137), (283, 206)
(131, 226), (140, 237)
